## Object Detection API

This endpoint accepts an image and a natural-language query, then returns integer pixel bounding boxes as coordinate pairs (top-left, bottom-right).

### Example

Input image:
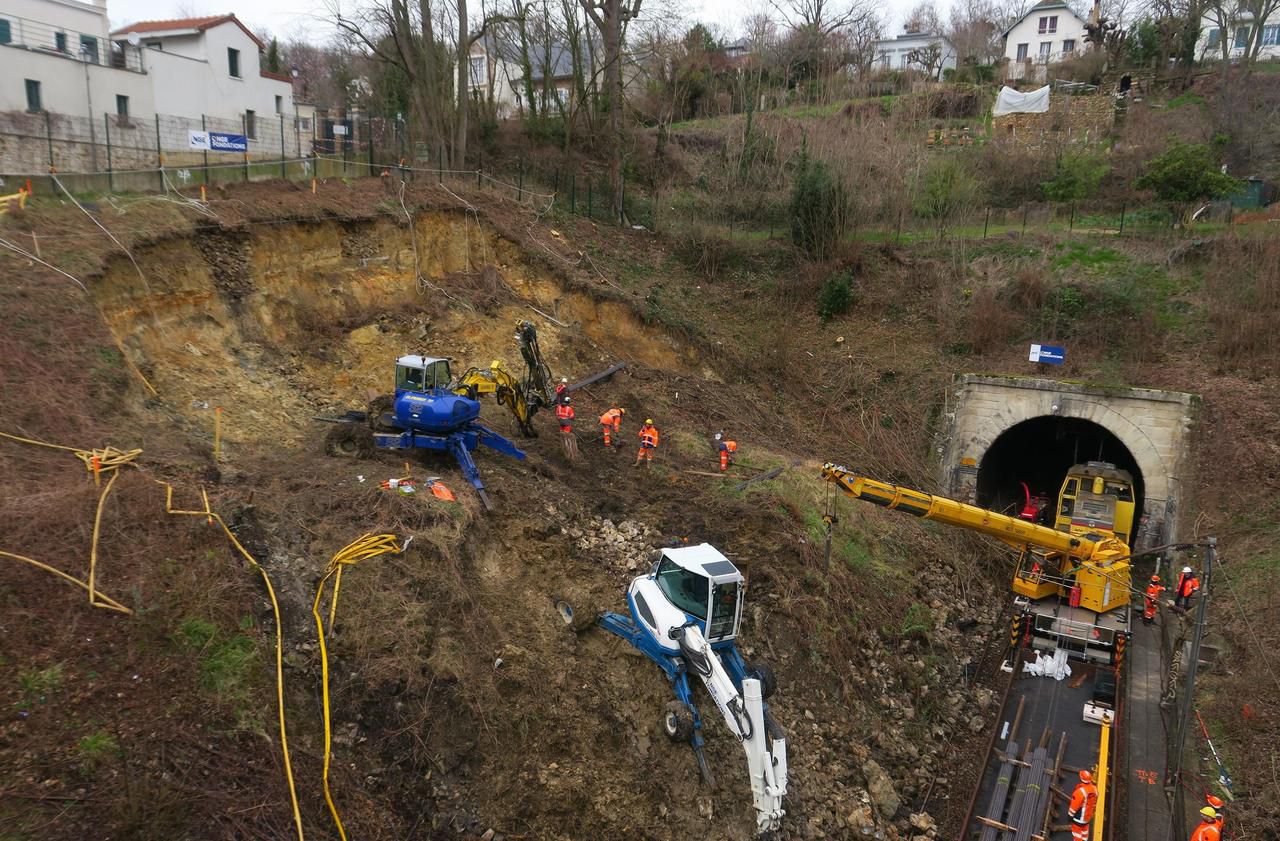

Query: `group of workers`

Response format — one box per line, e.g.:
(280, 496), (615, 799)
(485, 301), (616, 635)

(550, 377), (737, 470)
(1070, 769), (1225, 841)
(1142, 565), (1204, 625)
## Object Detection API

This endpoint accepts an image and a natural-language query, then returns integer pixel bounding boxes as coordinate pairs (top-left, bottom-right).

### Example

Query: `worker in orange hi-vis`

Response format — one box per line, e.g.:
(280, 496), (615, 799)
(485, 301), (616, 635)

(555, 396), (578, 460)
(1143, 574), (1166, 625)
(1190, 807), (1221, 841)
(634, 418), (659, 468)
(1205, 795), (1225, 833)
(714, 432), (738, 472)
(1175, 565), (1201, 609)
(599, 407), (626, 449)
(1067, 769), (1098, 841)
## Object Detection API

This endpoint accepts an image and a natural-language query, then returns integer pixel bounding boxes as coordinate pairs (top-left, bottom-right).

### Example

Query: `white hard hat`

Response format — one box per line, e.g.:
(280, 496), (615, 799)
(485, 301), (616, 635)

(1183, 566), (1193, 574)
(714, 432), (722, 440)
(560, 377), (568, 383)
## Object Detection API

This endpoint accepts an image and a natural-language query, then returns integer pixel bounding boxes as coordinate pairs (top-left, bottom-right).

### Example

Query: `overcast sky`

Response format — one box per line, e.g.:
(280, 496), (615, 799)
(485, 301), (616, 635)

(107, 0), (939, 44)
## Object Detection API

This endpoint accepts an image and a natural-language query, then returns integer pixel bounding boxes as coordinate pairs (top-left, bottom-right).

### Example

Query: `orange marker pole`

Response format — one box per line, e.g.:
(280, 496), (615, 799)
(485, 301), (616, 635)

(213, 407), (222, 462)
(311, 177), (317, 194)
(200, 184), (207, 202)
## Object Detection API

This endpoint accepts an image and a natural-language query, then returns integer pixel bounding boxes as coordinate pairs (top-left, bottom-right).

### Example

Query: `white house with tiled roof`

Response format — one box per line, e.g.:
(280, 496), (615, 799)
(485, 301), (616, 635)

(1001, 0), (1088, 81)
(111, 14), (294, 133)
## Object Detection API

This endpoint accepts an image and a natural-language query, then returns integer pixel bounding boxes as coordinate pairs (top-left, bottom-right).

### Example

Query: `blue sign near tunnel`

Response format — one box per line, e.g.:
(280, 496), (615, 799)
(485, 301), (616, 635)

(1029, 344), (1065, 365)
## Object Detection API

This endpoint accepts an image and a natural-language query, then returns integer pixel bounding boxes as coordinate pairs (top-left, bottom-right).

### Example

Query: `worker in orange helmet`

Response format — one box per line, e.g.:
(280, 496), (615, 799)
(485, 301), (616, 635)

(1205, 795), (1224, 833)
(1067, 769), (1098, 841)
(1143, 574), (1165, 625)
(714, 432), (738, 472)
(1175, 565), (1201, 609)
(1190, 807), (1221, 841)
(599, 407), (625, 449)
(555, 396), (575, 432)
(634, 418), (659, 467)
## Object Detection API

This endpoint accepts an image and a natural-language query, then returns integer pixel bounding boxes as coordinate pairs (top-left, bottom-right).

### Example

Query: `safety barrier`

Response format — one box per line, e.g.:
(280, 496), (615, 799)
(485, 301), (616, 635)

(0, 186), (29, 214)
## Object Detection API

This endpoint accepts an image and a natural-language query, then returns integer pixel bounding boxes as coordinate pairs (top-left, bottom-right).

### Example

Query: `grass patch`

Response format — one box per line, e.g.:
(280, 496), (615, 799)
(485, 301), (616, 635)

(18, 664), (64, 706)
(1050, 241), (1124, 272)
(174, 616), (262, 728)
(77, 731), (119, 767)
(1166, 91), (1206, 109)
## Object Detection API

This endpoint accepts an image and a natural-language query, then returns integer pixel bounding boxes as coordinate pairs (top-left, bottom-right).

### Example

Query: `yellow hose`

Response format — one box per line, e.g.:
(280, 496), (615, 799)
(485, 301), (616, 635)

(0, 550), (130, 613)
(162, 483), (306, 841)
(312, 533), (402, 841)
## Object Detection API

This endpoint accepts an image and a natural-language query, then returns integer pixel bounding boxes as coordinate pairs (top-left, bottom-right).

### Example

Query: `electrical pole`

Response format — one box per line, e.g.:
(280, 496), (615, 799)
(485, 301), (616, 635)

(1166, 536), (1216, 840)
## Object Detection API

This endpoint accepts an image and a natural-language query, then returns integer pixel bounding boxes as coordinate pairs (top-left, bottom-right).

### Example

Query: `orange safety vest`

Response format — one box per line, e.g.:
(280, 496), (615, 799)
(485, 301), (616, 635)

(1069, 782), (1098, 823)
(600, 409), (623, 428)
(1178, 574), (1200, 598)
(639, 425), (659, 448)
(1146, 582), (1165, 602)
(719, 440), (738, 454)
(556, 403), (575, 424)
(1190, 820), (1221, 841)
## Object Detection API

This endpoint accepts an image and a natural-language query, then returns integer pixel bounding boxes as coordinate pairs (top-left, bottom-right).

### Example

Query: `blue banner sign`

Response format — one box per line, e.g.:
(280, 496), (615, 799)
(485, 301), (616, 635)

(188, 130), (248, 152)
(1029, 343), (1065, 365)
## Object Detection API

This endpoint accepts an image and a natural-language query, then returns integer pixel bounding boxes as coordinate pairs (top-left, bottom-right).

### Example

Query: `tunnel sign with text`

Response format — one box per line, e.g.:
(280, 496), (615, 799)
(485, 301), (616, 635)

(188, 130), (248, 152)
(1029, 344), (1065, 365)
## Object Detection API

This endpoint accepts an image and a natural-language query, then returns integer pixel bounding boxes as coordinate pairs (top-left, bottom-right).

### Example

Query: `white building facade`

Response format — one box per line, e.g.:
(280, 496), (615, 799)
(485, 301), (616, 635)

(0, 0), (153, 122)
(1001, 0), (1088, 81)
(873, 31), (959, 77)
(1196, 8), (1280, 62)
(111, 15), (294, 130)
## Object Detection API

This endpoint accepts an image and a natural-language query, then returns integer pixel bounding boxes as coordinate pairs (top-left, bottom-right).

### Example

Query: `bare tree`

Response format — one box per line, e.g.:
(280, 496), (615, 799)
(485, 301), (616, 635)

(907, 41), (946, 77)
(578, 0), (643, 222)
(948, 0), (1002, 63)
(771, 0), (878, 35)
(1205, 0), (1280, 64)
(905, 0), (943, 32)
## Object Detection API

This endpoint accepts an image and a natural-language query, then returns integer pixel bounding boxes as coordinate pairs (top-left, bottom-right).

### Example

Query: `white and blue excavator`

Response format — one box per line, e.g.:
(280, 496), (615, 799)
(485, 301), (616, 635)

(596, 543), (789, 835)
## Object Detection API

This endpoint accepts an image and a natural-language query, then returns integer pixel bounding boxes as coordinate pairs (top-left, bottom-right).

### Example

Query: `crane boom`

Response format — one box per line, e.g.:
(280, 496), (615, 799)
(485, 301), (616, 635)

(821, 464), (1133, 615)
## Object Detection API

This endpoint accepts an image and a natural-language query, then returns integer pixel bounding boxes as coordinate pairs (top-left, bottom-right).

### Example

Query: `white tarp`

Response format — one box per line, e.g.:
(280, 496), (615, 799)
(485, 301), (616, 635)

(1023, 648), (1072, 681)
(993, 85), (1051, 116)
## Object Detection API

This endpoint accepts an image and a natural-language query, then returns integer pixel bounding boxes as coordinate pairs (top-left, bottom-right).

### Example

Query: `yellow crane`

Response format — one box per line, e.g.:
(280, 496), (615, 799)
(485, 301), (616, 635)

(821, 463), (1136, 662)
(452, 320), (555, 437)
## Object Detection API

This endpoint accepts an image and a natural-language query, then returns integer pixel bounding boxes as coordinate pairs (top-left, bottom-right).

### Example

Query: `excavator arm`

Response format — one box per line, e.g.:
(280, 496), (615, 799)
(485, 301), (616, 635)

(821, 464), (1133, 614)
(671, 625), (788, 833)
(452, 321), (555, 438)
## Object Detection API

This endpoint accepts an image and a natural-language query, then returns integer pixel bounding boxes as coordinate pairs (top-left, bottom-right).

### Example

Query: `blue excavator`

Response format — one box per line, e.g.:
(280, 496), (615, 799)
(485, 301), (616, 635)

(318, 321), (554, 509)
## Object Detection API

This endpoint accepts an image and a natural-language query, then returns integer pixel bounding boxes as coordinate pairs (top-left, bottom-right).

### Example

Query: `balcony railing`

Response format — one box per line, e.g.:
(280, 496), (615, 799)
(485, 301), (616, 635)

(0, 14), (145, 72)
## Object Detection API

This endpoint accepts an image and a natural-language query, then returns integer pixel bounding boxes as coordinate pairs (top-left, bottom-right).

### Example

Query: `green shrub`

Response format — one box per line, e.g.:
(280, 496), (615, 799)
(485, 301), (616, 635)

(817, 271), (856, 322)
(1041, 152), (1110, 202)
(913, 156), (983, 238)
(790, 146), (850, 260)
(1136, 140), (1241, 223)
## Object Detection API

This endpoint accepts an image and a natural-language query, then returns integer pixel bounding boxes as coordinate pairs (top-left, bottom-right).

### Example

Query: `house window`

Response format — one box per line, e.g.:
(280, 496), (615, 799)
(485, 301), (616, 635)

(228, 47), (241, 77)
(1039, 41), (1052, 60)
(0, 18), (11, 44)
(1016, 43), (1029, 60)
(901, 53), (910, 67)
(1206, 28), (1220, 49)
(80, 34), (99, 63)
(469, 55), (486, 87)
(245, 109), (256, 139)
(1264, 24), (1280, 46)
(146, 41), (162, 50)
(1234, 26), (1251, 49)
(116, 95), (129, 117)
(1062, 39), (1076, 53)
(25, 79), (42, 112)
(275, 95), (283, 114)
(55, 32), (67, 52)
(1038, 15), (1058, 34)
(295, 117), (312, 132)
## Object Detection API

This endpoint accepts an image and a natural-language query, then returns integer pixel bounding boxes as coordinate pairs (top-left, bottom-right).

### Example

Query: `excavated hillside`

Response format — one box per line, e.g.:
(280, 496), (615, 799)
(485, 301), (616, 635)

(1, 182), (1010, 841)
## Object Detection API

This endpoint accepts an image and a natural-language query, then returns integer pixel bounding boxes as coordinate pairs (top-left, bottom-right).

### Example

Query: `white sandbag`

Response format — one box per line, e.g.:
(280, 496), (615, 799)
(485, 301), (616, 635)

(1023, 648), (1072, 680)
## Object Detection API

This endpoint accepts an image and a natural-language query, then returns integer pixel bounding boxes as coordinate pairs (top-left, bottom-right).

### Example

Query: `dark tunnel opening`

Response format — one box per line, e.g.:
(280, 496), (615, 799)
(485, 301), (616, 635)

(976, 416), (1145, 525)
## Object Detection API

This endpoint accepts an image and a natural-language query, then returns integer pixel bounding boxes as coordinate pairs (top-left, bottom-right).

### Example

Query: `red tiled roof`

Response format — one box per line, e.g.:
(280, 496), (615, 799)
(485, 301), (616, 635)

(111, 14), (265, 50)
(261, 69), (292, 82)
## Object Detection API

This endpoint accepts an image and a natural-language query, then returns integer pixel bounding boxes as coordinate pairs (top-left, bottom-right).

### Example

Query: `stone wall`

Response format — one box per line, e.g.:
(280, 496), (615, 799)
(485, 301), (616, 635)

(992, 92), (1116, 152)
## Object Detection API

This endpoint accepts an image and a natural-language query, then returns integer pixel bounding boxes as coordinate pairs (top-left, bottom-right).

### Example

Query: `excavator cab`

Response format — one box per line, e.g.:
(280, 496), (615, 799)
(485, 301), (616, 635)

(654, 551), (744, 645)
(396, 356), (453, 393)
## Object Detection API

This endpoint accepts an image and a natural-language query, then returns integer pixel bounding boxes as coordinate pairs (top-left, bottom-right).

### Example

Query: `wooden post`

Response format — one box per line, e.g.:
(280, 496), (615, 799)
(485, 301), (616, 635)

(154, 113), (164, 191)
(242, 114), (250, 182)
(104, 113), (113, 193)
(279, 114), (287, 179)
(201, 114), (210, 185)
(1118, 204), (1125, 236)
(984, 207), (990, 239)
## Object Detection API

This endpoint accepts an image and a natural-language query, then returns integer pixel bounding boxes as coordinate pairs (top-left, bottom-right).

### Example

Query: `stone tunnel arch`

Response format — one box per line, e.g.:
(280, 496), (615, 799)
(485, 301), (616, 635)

(940, 376), (1198, 549)
(975, 416), (1146, 523)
